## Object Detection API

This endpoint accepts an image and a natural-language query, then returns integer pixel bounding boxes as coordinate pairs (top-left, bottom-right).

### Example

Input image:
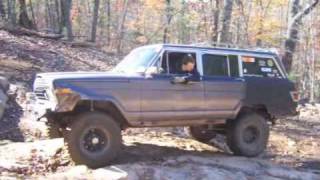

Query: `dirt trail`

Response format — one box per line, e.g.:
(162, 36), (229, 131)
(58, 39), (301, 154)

(0, 125), (319, 179)
(0, 30), (319, 179)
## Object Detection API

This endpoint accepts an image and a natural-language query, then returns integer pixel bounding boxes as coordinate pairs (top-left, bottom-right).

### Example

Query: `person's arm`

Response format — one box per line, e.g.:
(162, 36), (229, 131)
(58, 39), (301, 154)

(184, 69), (200, 82)
(171, 69), (200, 84)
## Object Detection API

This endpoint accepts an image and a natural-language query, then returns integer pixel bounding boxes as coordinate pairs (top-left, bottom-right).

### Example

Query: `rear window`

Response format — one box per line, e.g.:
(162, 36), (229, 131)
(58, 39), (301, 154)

(242, 56), (282, 78)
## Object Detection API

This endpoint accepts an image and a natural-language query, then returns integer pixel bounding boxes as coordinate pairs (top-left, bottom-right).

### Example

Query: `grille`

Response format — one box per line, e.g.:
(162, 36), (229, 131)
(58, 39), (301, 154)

(34, 88), (49, 100)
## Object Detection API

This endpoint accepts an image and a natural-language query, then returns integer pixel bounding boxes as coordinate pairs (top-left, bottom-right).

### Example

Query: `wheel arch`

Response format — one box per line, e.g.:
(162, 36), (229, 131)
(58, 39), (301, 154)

(73, 100), (130, 129)
(236, 104), (272, 121)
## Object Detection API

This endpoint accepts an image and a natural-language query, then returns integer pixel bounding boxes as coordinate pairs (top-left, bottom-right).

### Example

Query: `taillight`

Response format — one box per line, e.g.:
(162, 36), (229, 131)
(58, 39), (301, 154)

(290, 91), (300, 102)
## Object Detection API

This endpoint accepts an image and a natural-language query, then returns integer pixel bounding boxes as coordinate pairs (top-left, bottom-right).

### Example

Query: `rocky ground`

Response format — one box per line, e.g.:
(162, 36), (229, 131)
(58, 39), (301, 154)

(0, 30), (319, 179)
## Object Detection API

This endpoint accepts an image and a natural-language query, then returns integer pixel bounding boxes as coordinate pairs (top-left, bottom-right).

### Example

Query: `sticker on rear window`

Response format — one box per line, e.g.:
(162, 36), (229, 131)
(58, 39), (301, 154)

(267, 60), (274, 67)
(261, 67), (272, 72)
(259, 60), (266, 66)
(242, 56), (255, 63)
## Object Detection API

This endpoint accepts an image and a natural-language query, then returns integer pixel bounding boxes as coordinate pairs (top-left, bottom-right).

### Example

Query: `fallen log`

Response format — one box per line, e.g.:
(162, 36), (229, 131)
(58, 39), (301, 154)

(0, 25), (63, 40)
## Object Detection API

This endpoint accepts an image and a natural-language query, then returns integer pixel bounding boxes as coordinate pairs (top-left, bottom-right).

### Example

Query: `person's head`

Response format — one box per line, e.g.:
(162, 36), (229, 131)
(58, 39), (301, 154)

(181, 55), (195, 72)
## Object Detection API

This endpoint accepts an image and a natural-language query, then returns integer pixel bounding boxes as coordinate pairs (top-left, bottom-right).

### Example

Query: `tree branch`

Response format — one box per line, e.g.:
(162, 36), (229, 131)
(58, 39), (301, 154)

(288, 0), (319, 35)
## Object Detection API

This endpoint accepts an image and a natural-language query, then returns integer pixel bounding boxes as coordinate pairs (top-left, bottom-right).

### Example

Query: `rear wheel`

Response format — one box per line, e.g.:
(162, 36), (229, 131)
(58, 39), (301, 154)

(186, 125), (216, 143)
(66, 112), (122, 168)
(227, 113), (269, 157)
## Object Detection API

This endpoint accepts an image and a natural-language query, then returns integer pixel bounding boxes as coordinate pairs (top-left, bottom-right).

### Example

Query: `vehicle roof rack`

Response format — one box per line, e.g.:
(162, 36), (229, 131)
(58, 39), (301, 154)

(190, 42), (279, 55)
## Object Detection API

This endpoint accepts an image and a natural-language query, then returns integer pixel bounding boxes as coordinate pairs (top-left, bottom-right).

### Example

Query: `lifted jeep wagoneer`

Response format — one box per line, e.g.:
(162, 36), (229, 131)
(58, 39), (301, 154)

(32, 44), (298, 168)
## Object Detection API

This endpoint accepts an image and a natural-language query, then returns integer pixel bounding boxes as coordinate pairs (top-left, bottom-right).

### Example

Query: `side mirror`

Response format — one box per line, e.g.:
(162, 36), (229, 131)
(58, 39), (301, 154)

(145, 66), (159, 76)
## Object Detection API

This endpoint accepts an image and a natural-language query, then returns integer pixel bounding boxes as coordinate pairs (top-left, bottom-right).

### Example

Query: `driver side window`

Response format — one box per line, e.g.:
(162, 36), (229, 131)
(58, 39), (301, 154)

(160, 51), (197, 75)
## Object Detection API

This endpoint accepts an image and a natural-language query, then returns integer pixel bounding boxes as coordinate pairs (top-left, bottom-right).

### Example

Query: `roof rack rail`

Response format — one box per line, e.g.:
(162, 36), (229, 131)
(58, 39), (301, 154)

(190, 41), (279, 54)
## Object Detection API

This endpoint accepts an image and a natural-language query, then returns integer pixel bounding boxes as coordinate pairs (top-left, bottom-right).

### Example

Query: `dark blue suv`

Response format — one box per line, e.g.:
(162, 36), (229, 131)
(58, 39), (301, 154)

(32, 44), (298, 168)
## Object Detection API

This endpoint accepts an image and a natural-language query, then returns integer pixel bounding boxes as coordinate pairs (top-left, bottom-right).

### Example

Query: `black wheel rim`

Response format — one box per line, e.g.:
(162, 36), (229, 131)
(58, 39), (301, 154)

(82, 128), (109, 153)
(243, 126), (259, 144)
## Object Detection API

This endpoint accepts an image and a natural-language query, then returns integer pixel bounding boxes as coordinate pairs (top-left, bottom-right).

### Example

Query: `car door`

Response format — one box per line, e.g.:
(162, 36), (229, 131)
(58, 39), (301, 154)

(140, 49), (205, 122)
(201, 52), (245, 119)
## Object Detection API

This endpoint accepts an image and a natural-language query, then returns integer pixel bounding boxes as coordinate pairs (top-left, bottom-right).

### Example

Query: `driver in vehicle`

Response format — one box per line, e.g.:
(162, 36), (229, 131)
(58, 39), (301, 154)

(172, 54), (200, 83)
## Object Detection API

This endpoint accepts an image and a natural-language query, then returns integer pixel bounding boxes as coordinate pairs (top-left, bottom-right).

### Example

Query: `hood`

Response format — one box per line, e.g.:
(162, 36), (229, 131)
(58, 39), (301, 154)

(34, 71), (141, 90)
(36, 71), (130, 80)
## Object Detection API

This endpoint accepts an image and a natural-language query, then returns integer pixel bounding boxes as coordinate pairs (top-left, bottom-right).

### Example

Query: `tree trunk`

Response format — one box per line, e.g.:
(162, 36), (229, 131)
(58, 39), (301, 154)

(106, 0), (111, 46)
(46, 0), (57, 32)
(58, 0), (65, 33)
(61, 0), (73, 41)
(211, 0), (220, 42)
(217, 0), (234, 44)
(282, 0), (319, 72)
(54, 0), (62, 33)
(7, 0), (16, 25)
(116, 0), (128, 54)
(29, 0), (36, 28)
(18, 0), (34, 29)
(90, 0), (100, 42)
(0, 0), (5, 19)
(163, 0), (172, 43)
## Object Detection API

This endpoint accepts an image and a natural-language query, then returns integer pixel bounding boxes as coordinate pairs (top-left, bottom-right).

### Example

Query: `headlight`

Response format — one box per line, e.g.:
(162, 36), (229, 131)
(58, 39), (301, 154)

(54, 88), (81, 112)
(55, 88), (73, 95)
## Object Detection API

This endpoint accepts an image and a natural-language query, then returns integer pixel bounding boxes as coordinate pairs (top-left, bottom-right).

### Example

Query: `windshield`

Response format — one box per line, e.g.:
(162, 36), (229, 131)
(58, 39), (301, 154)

(113, 46), (159, 73)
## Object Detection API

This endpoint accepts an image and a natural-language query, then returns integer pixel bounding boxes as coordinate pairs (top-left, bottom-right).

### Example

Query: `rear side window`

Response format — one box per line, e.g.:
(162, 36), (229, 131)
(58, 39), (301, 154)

(203, 54), (228, 76)
(242, 56), (282, 78)
(229, 55), (239, 77)
(202, 54), (239, 77)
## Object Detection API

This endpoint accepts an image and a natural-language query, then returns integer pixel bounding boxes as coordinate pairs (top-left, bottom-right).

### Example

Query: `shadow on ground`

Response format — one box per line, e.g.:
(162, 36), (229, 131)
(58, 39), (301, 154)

(116, 142), (229, 165)
(0, 96), (24, 142)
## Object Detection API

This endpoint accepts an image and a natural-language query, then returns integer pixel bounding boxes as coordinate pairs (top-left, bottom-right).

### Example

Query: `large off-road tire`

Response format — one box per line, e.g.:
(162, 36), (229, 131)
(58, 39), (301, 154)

(186, 125), (216, 143)
(66, 112), (122, 168)
(227, 113), (269, 157)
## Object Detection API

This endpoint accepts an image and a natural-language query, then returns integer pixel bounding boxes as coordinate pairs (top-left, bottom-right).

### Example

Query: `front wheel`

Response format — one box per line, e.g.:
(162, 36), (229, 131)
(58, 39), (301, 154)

(227, 113), (269, 157)
(66, 112), (122, 168)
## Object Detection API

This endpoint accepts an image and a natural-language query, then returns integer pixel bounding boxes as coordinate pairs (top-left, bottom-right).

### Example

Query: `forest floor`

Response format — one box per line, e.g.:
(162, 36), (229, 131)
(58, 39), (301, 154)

(0, 30), (319, 179)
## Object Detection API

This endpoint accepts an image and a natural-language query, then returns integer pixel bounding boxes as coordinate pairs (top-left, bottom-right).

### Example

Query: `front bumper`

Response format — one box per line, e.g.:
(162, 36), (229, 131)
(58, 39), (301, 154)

(28, 93), (57, 121)
(29, 90), (81, 120)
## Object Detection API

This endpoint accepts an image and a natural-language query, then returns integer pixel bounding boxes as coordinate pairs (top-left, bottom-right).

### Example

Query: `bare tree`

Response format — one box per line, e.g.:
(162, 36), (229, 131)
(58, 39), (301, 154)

(210, 0), (220, 42)
(217, 0), (234, 44)
(90, 0), (100, 42)
(7, 0), (16, 25)
(106, 0), (111, 46)
(29, 0), (36, 28)
(18, 0), (34, 29)
(61, 0), (73, 41)
(116, 0), (128, 54)
(0, 0), (5, 19)
(163, 0), (173, 43)
(283, 0), (320, 72)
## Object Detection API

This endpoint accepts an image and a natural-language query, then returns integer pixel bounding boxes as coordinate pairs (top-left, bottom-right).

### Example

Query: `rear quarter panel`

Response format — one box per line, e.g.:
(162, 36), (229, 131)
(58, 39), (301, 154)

(243, 76), (297, 117)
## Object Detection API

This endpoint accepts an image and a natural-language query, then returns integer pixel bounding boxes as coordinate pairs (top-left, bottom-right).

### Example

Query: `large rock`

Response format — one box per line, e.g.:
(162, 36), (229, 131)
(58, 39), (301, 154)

(0, 88), (8, 120)
(0, 76), (9, 92)
(0, 76), (8, 120)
